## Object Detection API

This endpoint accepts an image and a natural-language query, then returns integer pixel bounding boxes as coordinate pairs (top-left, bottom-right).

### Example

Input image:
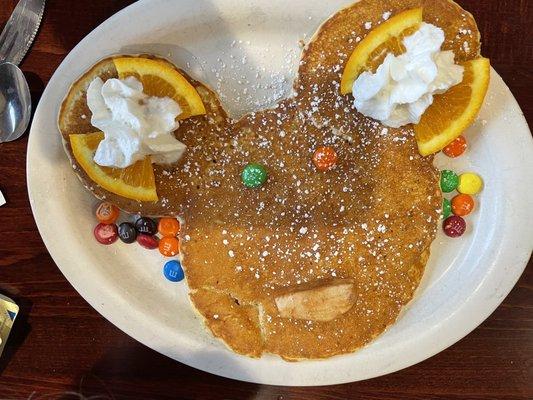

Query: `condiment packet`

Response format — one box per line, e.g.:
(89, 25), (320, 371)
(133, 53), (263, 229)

(0, 294), (18, 358)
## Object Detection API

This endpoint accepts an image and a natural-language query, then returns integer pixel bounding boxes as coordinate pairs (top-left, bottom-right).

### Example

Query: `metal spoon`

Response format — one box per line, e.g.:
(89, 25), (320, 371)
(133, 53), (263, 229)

(0, 62), (31, 143)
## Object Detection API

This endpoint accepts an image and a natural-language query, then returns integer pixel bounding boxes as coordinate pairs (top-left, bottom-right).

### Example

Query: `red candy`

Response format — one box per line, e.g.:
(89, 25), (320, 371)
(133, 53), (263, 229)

(137, 234), (159, 249)
(94, 223), (118, 245)
(443, 215), (466, 237)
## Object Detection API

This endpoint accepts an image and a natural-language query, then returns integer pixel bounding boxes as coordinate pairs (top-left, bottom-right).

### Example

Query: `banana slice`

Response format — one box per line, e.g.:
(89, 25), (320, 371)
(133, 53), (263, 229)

(275, 281), (355, 321)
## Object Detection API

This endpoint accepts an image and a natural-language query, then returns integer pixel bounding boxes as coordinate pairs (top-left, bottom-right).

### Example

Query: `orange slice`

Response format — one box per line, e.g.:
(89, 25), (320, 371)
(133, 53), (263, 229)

(415, 58), (490, 155)
(113, 57), (206, 118)
(340, 8), (423, 94)
(70, 132), (158, 202)
(340, 8), (490, 156)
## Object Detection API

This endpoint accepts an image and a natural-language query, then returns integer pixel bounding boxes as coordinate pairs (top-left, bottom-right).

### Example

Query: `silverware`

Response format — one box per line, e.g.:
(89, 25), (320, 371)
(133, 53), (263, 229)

(0, 62), (31, 142)
(0, 0), (45, 66)
(0, 0), (45, 143)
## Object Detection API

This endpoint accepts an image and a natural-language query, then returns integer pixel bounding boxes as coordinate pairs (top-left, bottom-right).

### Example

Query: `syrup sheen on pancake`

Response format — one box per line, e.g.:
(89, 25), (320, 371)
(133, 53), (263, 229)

(59, 0), (482, 360)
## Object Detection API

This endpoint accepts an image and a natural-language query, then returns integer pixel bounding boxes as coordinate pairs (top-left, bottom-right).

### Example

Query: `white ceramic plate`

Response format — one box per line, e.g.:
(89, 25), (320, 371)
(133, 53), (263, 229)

(27, 0), (533, 386)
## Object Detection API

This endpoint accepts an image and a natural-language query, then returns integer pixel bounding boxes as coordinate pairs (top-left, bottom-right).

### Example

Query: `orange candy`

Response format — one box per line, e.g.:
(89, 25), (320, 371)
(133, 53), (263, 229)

(159, 236), (180, 257)
(95, 202), (119, 224)
(443, 136), (467, 158)
(158, 218), (180, 237)
(451, 194), (475, 216)
(312, 146), (338, 171)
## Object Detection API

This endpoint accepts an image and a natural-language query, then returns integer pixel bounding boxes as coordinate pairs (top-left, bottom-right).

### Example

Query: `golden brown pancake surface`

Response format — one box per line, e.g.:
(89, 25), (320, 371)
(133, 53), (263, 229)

(183, 98), (441, 359)
(59, 0), (482, 359)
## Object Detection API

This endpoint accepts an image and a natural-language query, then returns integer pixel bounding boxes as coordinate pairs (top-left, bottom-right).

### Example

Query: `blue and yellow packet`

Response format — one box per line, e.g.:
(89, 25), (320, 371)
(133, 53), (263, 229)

(0, 294), (18, 357)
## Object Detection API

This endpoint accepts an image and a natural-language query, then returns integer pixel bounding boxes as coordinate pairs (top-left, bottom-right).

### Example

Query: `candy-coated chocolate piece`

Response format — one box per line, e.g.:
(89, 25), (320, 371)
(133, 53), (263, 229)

(440, 170), (459, 193)
(159, 236), (180, 257)
(137, 234), (158, 249)
(442, 198), (452, 219)
(457, 172), (483, 195)
(443, 136), (467, 158)
(312, 146), (338, 171)
(443, 215), (466, 237)
(158, 218), (180, 237)
(135, 217), (157, 235)
(163, 260), (184, 282)
(118, 222), (137, 244)
(451, 194), (475, 216)
(241, 163), (268, 188)
(95, 202), (119, 224)
(94, 223), (118, 245)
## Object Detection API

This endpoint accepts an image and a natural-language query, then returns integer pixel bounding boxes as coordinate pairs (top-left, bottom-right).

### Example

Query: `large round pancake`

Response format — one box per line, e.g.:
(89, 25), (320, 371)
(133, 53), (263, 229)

(58, 55), (230, 216)
(184, 103), (440, 359)
(182, 0), (480, 359)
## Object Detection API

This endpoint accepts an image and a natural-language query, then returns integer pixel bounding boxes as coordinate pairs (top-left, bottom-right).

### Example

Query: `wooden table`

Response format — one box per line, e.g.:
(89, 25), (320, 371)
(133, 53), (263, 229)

(1, 0), (531, 398)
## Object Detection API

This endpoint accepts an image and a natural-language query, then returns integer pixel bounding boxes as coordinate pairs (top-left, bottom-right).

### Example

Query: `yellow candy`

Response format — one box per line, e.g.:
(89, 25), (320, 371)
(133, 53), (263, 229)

(458, 172), (483, 194)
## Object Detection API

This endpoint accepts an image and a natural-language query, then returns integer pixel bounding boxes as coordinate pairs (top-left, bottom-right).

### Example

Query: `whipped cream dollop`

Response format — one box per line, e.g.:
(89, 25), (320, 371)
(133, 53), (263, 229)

(352, 23), (464, 128)
(87, 76), (185, 168)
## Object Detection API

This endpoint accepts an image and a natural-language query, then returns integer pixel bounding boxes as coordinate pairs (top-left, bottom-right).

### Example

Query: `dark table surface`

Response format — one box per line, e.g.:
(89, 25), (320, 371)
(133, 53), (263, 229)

(0, 0), (531, 399)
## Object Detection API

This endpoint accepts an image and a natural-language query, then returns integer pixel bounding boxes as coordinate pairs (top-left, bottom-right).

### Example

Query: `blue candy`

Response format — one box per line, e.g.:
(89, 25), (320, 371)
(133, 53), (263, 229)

(163, 260), (184, 282)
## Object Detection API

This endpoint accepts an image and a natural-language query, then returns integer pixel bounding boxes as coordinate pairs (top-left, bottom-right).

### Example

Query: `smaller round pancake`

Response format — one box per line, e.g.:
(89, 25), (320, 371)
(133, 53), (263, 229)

(58, 55), (230, 216)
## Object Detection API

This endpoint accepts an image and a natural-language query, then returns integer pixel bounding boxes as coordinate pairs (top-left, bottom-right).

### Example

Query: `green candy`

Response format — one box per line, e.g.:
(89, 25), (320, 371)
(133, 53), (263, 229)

(442, 198), (452, 219)
(440, 170), (459, 193)
(241, 163), (268, 188)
